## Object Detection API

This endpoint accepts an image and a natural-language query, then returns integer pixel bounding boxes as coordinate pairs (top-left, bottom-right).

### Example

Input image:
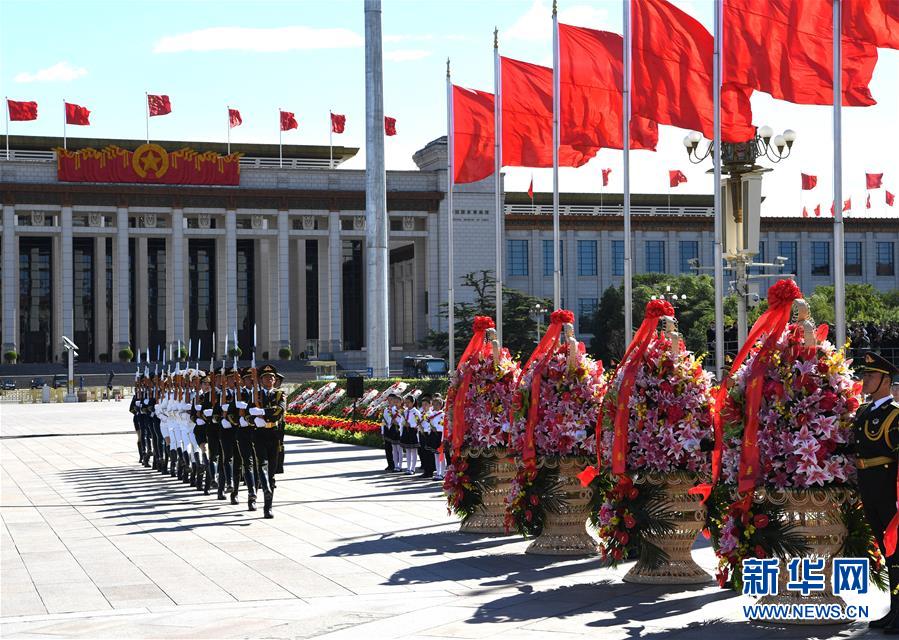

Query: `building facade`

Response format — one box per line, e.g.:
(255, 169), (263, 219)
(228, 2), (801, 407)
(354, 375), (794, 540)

(1, 135), (896, 364)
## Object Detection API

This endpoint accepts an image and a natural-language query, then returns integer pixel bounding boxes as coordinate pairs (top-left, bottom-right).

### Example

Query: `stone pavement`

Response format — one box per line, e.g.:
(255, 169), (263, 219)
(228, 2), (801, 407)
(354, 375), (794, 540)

(0, 402), (887, 639)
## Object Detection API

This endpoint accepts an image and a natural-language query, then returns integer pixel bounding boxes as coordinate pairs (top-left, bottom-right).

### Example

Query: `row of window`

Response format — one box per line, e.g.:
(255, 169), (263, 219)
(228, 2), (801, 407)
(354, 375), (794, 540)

(508, 239), (897, 278)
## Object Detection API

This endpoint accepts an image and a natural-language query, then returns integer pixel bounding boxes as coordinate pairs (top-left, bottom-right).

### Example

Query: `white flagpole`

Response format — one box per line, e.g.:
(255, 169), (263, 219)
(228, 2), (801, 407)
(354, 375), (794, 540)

(446, 59), (456, 370)
(552, 1), (561, 310)
(713, 0), (725, 376)
(227, 106), (231, 155)
(279, 109), (283, 168)
(833, 0), (846, 348)
(5, 96), (9, 160)
(494, 28), (504, 345)
(145, 92), (149, 144)
(329, 110), (334, 169)
(63, 98), (67, 150)
(623, 0), (633, 346)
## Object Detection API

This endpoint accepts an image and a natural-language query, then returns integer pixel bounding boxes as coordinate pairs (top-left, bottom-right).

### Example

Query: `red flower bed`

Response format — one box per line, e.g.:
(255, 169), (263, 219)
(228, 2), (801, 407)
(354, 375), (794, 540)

(285, 414), (380, 434)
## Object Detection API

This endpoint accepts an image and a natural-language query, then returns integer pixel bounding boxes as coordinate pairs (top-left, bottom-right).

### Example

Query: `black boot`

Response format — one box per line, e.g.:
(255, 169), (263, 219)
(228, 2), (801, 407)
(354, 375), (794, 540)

(137, 441), (143, 463)
(245, 471), (257, 511)
(184, 453), (193, 485)
(263, 492), (273, 519)
(170, 450), (177, 477)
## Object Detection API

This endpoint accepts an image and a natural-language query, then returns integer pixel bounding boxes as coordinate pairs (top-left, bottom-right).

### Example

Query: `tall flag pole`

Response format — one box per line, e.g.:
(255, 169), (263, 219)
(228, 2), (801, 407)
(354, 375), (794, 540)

(833, 0), (847, 347)
(279, 108), (283, 168)
(227, 106), (231, 155)
(622, 0), (633, 346)
(446, 58), (456, 370)
(493, 27), (504, 344)
(551, 1), (561, 310)
(4, 97), (8, 160)
(712, 0), (725, 376)
(62, 98), (67, 150)
(329, 110), (334, 169)
(145, 92), (149, 144)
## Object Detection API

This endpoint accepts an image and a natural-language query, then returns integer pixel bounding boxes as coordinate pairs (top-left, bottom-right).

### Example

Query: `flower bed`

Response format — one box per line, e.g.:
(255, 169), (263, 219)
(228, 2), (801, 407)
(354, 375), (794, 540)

(284, 414), (383, 447)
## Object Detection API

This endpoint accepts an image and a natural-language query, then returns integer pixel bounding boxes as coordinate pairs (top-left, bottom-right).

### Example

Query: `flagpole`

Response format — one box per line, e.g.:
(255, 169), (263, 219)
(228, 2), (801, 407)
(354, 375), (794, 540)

(494, 28), (504, 345)
(279, 109), (283, 168)
(5, 96), (9, 160)
(551, 1), (561, 310)
(622, 0), (633, 346)
(712, 0), (725, 376)
(145, 92), (149, 144)
(329, 110), (334, 169)
(63, 98), (67, 150)
(446, 59), (456, 370)
(833, 0), (846, 348)
(227, 106), (231, 155)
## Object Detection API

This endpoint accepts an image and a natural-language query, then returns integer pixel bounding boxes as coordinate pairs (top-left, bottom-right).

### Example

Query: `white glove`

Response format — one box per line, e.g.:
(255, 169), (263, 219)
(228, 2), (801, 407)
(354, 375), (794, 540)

(196, 419), (206, 426)
(194, 404), (203, 411)
(221, 403), (230, 411)
(235, 401), (248, 410)
(253, 417), (267, 428)
(203, 408), (213, 417)
(249, 407), (265, 416)
(239, 417), (248, 427)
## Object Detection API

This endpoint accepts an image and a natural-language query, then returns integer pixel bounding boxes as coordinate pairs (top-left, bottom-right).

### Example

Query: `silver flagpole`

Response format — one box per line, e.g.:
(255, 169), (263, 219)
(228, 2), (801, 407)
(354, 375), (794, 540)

(227, 106), (231, 155)
(145, 92), (149, 144)
(63, 98), (67, 150)
(494, 28), (504, 345)
(329, 111), (334, 169)
(833, 0), (846, 347)
(713, 0), (725, 376)
(5, 96), (8, 160)
(552, 1), (561, 310)
(622, 0), (633, 346)
(279, 109), (283, 168)
(446, 58), (456, 370)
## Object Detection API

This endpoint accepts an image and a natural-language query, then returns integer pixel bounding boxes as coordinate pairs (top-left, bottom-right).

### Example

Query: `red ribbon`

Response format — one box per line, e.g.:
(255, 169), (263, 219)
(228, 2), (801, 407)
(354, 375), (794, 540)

(450, 316), (496, 461)
(520, 309), (574, 473)
(884, 466), (899, 557)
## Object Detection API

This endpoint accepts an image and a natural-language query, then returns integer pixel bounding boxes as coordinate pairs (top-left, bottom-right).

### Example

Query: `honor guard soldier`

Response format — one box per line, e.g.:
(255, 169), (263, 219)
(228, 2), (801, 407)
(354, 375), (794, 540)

(234, 367), (259, 511)
(129, 380), (143, 463)
(252, 365), (285, 518)
(856, 352), (899, 633)
(218, 368), (240, 502)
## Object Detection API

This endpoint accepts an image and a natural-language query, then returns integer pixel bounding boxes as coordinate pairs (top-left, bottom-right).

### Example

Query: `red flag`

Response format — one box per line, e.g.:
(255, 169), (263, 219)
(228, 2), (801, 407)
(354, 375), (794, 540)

(724, 0), (877, 107)
(527, 177), (534, 201)
(669, 169), (687, 188)
(844, 0), (899, 50)
(867, 194), (872, 209)
(384, 116), (397, 136)
(602, 167), (612, 187)
(888, 191), (896, 207)
(830, 201), (835, 216)
(65, 102), (90, 126)
(331, 112), (346, 134)
(801, 206), (809, 218)
(7, 99), (37, 121)
(501, 56), (599, 167)
(801, 173), (817, 190)
(844, 198), (852, 212)
(558, 23), (658, 152)
(866, 172), (884, 189)
(631, 0), (754, 143)
(228, 108), (242, 128)
(147, 94), (172, 117)
(814, 204), (821, 217)
(452, 85), (494, 184)
(280, 110), (298, 131)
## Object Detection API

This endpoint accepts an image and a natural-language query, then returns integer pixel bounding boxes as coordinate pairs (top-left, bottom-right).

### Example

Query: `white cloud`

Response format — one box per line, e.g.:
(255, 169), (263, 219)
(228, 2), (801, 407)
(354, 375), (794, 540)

(384, 34), (434, 43)
(505, 0), (611, 41)
(384, 49), (432, 62)
(153, 26), (363, 53)
(14, 61), (87, 83)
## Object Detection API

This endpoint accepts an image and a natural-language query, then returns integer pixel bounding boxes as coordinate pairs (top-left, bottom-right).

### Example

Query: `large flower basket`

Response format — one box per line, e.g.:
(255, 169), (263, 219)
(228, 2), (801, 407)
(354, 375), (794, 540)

(458, 447), (518, 535)
(623, 471), (711, 584)
(524, 455), (598, 556)
(755, 486), (851, 622)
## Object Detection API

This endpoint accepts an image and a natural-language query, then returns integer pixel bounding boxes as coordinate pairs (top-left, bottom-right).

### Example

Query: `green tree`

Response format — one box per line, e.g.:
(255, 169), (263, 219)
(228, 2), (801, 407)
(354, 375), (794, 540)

(808, 283), (899, 324)
(422, 271), (551, 362)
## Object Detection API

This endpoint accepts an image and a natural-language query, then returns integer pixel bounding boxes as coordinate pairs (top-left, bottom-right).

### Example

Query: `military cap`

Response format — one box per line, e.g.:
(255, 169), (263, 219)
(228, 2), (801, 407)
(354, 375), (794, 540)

(860, 351), (899, 377)
(258, 364), (284, 381)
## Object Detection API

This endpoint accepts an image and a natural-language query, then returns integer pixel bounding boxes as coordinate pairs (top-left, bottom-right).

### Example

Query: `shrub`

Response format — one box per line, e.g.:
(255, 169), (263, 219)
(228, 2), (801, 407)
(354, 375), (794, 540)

(118, 347), (134, 362)
(3, 350), (17, 364)
(279, 346), (292, 360)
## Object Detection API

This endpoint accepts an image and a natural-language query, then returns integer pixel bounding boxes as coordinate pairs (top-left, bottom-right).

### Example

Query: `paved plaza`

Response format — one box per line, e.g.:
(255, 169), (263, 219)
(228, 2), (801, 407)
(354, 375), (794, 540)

(0, 402), (887, 639)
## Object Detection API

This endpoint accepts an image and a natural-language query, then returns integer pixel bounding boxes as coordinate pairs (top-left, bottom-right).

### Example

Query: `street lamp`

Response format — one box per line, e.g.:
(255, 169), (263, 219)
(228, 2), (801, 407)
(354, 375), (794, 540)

(533, 303), (547, 344)
(651, 285), (688, 310)
(683, 126), (796, 167)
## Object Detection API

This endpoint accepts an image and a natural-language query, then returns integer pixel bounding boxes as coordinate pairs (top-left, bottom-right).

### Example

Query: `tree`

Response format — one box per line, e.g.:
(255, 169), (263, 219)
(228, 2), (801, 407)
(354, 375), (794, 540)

(808, 283), (899, 324)
(422, 271), (551, 362)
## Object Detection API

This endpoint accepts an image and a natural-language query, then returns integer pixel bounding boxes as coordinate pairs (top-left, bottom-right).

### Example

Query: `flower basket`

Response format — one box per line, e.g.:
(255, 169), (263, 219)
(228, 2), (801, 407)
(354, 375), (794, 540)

(455, 447), (518, 535)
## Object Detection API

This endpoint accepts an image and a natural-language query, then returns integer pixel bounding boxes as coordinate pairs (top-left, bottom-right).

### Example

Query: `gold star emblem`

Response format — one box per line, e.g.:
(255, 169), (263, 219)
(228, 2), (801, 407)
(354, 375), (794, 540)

(132, 143), (169, 179)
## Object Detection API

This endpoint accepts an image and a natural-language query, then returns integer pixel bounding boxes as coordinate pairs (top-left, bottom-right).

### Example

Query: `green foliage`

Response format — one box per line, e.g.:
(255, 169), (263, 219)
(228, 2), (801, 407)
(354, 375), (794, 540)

(808, 284), (899, 326)
(177, 347), (188, 360)
(278, 346), (292, 360)
(118, 347), (134, 362)
(840, 498), (890, 591)
(283, 424), (382, 448)
(3, 350), (18, 363)
(447, 455), (498, 523)
(422, 270), (551, 361)
(508, 466), (570, 538)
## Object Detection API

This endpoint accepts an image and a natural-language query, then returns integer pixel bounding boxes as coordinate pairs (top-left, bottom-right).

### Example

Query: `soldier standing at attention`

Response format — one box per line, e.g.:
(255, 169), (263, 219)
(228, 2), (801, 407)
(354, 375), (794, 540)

(251, 365), (285, 518)
(855, 352), (899, 633)
(235, 368), (259, 512)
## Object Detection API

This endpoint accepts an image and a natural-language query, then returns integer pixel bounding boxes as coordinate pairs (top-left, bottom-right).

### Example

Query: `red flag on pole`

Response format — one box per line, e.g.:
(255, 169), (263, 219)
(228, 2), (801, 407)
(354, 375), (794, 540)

(888, 191), (895, 207)
(867, 194), (872, 209)
(866, 172), (884, 189)
(229, 108), (242, 128)
(631, 0), (755, 143)
(669, 169), (687, 188)
(452, 85), (494, 184)
(147, 94), (172, 117)
(801, 206), (809, 218)
(724, 0), (878, 107)
(280, 110), (298, 131)
(7, 99), (37, 121)
(65, 102), (90, 125)
(384, 116), (397, 136)
(814, 204), (821, 217)
(844, 198), (852, 212)
(602, 168), (612, 187)
(801, 173), (817, 190)
(331, 113), (346, 134)
(527, 176), (534, 201)
(844, 0), (899, 50)
(558, 23), (658, 151)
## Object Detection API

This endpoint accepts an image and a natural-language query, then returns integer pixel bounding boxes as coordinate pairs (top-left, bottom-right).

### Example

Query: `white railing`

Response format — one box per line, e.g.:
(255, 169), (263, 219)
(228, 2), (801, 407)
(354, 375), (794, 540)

(0, 149), (337, 170)
(2, 150), (56, 162)
(505, 203), (712, 217)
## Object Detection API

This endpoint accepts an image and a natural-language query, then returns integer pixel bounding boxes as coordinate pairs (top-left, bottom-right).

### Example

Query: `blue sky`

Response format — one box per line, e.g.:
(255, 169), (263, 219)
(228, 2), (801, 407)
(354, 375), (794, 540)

(1, 0), (897, 217)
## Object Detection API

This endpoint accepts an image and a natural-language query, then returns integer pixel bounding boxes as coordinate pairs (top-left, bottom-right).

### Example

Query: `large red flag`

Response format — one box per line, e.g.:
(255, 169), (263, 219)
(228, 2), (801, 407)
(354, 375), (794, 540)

(631, 0), (755, 143)
(866, 172), (884, 189)
(801, 173), (817, 190)
(558, 23), (658, 152)
(602, 168), (612, 187)
(280, 110), (298, 131)
(888, 191), (895, 207)
(384, 116), (397, 136)
(228, 108), (242, 128)
(844, 0), (899, 50)
(724, 0), (877, 107)
(7, 99), (37, 121)
(501, 56), (599, 168)
(65, 102), (90, 126)
(669, 169), (687, 187)
(452, 85), (494, 184)
(147, 94), (172, 117)
(331, 112), (346, 134)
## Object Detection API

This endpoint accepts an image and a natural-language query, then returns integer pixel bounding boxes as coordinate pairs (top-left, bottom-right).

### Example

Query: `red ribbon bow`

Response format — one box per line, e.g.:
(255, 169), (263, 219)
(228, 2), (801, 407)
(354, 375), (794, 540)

(450, 316), (496, 461)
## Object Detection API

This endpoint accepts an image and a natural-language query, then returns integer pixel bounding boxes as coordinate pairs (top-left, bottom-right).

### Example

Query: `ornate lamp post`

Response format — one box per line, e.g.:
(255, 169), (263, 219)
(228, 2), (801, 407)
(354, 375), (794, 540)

(533, 303), (547, 345)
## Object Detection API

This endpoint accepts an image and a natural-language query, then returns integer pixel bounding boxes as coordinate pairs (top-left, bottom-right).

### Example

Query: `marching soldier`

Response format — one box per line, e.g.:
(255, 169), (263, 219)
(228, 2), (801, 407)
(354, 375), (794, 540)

(234, 368), (258, 511)
(252, 365), (285, 518)
(219, 368), (240, 502)
(128, 379), (143, 463)
(855, 352), (899, 633)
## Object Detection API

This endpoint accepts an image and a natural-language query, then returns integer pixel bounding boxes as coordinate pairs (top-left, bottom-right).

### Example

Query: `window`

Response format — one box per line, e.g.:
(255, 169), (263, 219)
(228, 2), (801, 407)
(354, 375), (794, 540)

(779, 241), (797, 277)
(189, 239), (217, 356)
(646, 240), (666, 273)
(507, 240), (529, 276)
(577, 240), (597, 276)
(73, 238), (95, 362)
(679, 241), (698, 274)
(845, 241), (862, 277)
(877, 242), (895, 276)
(811, 241), (830, 276)
(543, 239), (563, 276)
(612, 240), (624, 276)
(578, 298), (598, 324)
(752, 241), (767, 275)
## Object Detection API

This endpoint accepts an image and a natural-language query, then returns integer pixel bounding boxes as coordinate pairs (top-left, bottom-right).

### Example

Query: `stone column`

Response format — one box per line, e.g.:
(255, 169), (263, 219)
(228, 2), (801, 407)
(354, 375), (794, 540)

(134, 237), (149, 351)
(113, 206), (130, 355)
(258, 236), (272, 356)
(225, 210), (237, 346)
(1, 206), (16, 355)
(276, 211), (290, 354)
(170, 208), (185, 344)
(327, 211), (342, 352)
(94, 236), (108, 361)
(294, 238), (307, 352)
(60, 207), (74, 351)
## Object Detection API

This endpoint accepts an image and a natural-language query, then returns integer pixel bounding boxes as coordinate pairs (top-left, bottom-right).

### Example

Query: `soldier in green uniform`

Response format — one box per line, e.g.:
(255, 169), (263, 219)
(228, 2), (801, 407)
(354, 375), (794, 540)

(856, 352), (899, 633)
(252, 364), (285, 519)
